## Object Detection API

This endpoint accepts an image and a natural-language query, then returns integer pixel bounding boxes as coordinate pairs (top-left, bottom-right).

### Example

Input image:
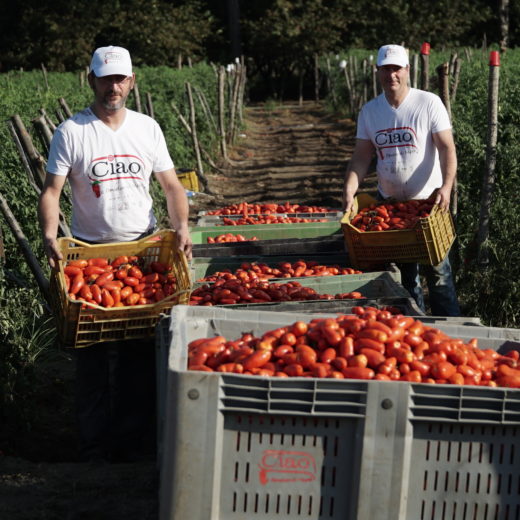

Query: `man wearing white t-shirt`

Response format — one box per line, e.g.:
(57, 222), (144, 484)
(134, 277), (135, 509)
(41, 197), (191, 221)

(38, 46), (192, 462)
(343, 44), (460, 316)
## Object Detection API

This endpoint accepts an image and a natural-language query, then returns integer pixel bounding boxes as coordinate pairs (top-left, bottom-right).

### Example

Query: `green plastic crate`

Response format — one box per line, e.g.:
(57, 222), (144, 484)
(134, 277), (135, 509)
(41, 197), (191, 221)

(196, 212), (342, 227)
(192, 235), (346, 258)
(190, 221), (341, 245)
(189, 253), (378, 282)
(192, 271), (410, 301)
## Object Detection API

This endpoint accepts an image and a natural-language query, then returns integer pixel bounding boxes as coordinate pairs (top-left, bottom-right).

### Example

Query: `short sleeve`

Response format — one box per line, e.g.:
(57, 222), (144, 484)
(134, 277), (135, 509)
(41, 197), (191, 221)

(46, 126), (72, 176)
(152, 122), (174, 172)
(430, 95), (452, 134)
(355, 106), (370, 140)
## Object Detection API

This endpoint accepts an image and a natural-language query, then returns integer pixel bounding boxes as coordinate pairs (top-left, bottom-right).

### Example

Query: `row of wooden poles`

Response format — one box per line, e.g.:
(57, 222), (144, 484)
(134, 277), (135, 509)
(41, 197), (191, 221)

(1, 60), (248, 302)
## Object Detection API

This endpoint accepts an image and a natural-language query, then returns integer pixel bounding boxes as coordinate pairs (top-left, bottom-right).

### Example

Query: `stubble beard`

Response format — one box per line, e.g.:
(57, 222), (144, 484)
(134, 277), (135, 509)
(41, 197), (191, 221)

(102, 92), (128, 111)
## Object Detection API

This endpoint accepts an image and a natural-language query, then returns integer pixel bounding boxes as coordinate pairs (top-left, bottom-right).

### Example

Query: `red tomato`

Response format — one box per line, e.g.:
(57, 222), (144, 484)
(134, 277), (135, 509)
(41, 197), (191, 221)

(70, 273), (85, 295)
(431, 361), (457, 380)
(342, 367), (375, 380)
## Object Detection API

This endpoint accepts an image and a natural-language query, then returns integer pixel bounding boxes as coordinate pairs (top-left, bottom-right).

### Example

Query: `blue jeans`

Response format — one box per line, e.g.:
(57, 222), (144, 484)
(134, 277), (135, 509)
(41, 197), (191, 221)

(397, 256), (461, 316)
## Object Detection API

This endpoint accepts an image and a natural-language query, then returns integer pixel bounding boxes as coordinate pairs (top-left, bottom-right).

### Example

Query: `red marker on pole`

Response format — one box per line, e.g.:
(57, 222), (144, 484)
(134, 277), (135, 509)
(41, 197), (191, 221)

(489, 50), (500, 67)
(421, 42), (430, 55)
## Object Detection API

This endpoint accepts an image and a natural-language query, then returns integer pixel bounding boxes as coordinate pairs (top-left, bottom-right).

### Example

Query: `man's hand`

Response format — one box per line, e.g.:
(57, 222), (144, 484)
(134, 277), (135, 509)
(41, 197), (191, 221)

(43, 237), (63, 269)
(176, 226), (193, 261)
(343, 192), (355, 214)
(432, 185), (451, 211)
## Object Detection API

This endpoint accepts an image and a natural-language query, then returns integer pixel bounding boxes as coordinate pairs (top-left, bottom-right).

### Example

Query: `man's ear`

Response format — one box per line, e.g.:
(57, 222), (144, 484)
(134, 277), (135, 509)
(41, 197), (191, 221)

(87, 72), (95, 89)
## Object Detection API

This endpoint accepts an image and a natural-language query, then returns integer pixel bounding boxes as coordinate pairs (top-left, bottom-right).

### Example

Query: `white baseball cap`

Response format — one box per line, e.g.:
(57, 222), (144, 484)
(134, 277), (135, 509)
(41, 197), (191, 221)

(376, 44), (409, 68)
(90, 46), (132, 77)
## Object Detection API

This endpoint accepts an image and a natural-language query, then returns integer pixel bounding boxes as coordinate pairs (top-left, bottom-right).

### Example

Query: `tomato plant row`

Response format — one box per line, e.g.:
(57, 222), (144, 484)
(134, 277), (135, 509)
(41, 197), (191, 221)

(189, 278), (364, 306)
(350, 200), (434, 232)
(187, 306), (520, 387)
(197, 260), (362, 283)
(63, 256), (177, 308)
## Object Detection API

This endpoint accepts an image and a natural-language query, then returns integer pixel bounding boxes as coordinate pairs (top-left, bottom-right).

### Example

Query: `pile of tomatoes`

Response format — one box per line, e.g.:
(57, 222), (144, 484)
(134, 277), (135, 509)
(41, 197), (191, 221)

(206, 202), (336, 216)
(189, 278), (364, 306)
(187, 306), (520, 388)
(207, 233), (258, 243)
(221, 216), (329, 225)
(62, 256), (178, 308)
(350, 200), (435, 232)
(197, 260), (362, 283)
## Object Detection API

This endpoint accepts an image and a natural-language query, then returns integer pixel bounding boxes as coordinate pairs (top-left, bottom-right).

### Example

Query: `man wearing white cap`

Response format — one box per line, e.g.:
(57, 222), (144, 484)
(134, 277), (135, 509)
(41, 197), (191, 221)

(343, 44), (460, 316)
(38, 45), (192, 462)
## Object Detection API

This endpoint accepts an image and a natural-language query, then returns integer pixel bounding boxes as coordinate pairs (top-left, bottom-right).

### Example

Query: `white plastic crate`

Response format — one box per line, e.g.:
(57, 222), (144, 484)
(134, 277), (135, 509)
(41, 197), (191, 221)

(158, 306), (520, 520)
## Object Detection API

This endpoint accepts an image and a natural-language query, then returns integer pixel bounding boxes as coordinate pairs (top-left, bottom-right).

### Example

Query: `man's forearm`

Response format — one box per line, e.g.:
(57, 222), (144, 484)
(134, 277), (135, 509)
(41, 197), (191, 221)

(38, 192), (60, 242)
(165, 185), (189, 231)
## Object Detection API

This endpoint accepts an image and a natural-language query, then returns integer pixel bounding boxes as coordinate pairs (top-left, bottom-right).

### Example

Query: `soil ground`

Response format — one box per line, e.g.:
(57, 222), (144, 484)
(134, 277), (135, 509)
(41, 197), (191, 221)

(0, 102), (364, 520)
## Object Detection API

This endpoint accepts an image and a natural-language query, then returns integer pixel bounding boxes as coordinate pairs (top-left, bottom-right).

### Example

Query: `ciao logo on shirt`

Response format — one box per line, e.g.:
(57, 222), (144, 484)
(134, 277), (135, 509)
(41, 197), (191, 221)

(375, 126), (417, 158)
(89, 154), (146, 180)
(258, 449), (317, 485)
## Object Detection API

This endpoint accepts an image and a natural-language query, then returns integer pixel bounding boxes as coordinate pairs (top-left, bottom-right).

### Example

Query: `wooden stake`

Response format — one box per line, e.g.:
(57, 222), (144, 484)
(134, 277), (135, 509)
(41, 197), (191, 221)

(55, 108), (65, 124)
(436, 63), (451, 120)
(185, 82), (206, 188)
(450, 58), (462, 102)
(229, 67), (241, 143)
(326, 57), (337, 106)
(477, 52), (500, 265)
(146, 92), (155, 119)
(39, 108), (57, 132)
(0, 190), (51, 304)
(133, 83), (142, 113)
(41, 63), (49, 90)
(420, 54), (429, 91)
(10, 115), (46, 190)
(194, 86), (218, 135)
(314, 54), (320, 102)
(170, 102), (222, 177)
(411, 54), (419, 89)
(236, 64), (247, 125)
(32, 115), (53, 155)
(218, 66), (228, 162)
(58, 98), (73, 119)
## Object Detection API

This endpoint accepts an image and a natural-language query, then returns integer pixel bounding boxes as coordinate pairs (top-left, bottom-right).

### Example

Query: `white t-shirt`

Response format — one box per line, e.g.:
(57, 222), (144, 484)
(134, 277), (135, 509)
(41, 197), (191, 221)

(356, 88), (452, 200)
(47, 107), (174, 242)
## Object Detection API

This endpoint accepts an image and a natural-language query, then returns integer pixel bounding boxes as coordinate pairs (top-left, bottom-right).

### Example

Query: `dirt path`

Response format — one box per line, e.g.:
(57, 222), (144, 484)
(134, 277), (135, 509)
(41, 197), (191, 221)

(0, 102), (359, 520)
(190, 101), (371, 216)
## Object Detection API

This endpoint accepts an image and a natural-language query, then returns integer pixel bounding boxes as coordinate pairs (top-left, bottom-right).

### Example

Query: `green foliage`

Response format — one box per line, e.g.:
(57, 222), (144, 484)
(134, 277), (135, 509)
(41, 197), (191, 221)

(0, 0), (219, 71)
(326, 47), (520, 327)
(0, 267), (57, 431)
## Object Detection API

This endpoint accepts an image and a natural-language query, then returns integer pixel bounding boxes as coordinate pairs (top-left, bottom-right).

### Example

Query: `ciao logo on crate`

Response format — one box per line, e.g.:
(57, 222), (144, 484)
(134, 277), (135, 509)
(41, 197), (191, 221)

(258, 450), (317, 485)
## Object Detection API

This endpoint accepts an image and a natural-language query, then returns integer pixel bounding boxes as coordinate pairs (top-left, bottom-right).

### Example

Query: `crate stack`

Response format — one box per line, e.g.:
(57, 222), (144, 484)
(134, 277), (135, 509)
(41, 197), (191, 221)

(154, 198), (520, 520)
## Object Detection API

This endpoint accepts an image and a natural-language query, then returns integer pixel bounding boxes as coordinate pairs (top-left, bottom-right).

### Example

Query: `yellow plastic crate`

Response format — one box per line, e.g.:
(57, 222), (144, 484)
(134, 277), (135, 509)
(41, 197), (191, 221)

(341, 193), (455, 269)
(176, 169), (199, 192)
(49, 229), (191, 348)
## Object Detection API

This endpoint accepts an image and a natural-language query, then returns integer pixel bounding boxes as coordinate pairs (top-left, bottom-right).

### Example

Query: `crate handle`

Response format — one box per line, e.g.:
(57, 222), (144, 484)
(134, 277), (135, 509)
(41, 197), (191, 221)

(140, 228), (174, 243)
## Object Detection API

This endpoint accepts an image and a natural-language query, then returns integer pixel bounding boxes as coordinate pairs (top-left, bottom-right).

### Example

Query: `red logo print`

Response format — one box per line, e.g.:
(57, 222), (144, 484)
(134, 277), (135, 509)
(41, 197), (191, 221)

(258, 450), (317, 485)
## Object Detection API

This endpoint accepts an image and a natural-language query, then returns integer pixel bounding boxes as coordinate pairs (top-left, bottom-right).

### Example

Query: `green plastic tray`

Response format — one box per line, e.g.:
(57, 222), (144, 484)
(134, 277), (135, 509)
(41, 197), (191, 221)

(189, 221), (341, 244)
(193, 271), (410, 300)
(190, 253), (371, 281)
